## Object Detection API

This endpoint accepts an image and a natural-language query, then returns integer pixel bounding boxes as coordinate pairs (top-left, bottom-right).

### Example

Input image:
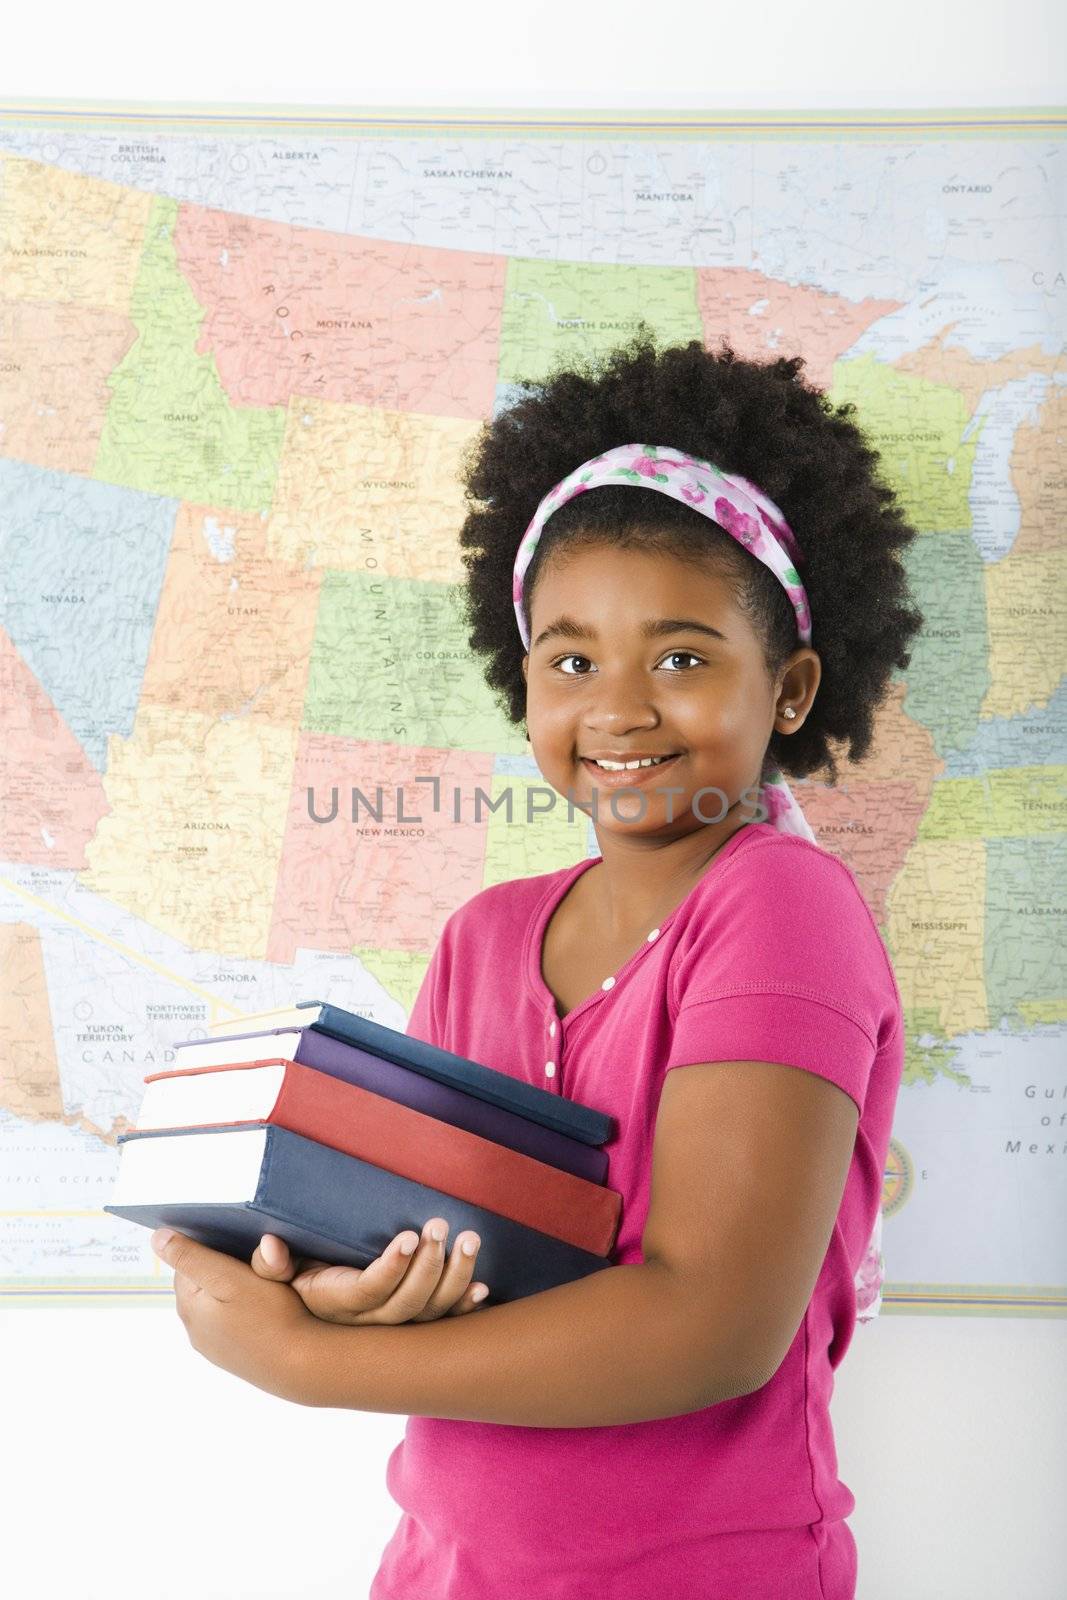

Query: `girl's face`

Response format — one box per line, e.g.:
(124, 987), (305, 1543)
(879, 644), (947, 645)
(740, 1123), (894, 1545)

(520, 542), (817, 841)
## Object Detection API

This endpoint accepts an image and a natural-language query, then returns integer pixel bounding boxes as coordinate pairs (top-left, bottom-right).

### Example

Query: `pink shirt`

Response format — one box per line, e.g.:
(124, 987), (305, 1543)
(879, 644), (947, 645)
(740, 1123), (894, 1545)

(371, 820), (904, 1600)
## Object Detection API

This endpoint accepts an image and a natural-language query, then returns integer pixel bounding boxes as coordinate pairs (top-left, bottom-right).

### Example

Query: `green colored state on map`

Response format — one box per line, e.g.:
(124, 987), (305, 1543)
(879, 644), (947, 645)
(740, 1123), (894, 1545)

(95, 196), (286, 512)
(305, 570), (527, 755)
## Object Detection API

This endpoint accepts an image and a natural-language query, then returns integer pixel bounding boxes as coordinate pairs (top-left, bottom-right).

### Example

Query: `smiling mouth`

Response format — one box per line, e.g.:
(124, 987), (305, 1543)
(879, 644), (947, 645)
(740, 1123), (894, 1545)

(579, 754), (682, 785)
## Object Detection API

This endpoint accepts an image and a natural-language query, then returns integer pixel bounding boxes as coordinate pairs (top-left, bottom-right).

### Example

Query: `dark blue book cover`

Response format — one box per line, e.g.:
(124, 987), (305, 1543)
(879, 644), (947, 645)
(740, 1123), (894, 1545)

(297, 1000), (614, 1148)
(105, 1123), (612, 1304)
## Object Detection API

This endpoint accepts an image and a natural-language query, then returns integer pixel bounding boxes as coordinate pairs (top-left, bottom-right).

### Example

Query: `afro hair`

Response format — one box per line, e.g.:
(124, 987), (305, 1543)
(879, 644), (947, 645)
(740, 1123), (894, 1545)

(455, 325), (925, 786)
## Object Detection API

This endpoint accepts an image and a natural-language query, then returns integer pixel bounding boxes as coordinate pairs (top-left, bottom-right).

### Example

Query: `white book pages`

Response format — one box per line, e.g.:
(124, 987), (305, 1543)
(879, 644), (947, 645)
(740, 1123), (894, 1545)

(111, 1127), (269, 1205)
(138, 1061), (288, 1129)
(174, 1032), (303, 1070)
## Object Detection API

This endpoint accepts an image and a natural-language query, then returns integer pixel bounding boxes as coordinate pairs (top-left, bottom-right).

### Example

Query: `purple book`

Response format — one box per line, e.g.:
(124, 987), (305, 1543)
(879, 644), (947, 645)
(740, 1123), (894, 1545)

(171, 1026), (610, 1185)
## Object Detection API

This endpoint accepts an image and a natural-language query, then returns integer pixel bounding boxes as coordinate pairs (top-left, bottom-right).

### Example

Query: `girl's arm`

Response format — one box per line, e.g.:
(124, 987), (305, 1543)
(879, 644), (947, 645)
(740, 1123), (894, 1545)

(292, 1055), (859, 1426)
(300, 1253), (736, 1426)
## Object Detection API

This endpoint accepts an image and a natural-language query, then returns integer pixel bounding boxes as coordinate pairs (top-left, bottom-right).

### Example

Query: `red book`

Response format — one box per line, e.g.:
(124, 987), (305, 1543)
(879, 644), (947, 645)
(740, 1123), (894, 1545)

(138, 1057), (622, 1257)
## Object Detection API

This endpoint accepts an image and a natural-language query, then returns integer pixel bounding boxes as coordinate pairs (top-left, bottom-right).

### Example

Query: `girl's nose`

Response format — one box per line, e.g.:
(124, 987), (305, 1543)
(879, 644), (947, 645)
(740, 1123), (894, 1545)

(583, 710), (662, 736)
(578, 662), (666, 732)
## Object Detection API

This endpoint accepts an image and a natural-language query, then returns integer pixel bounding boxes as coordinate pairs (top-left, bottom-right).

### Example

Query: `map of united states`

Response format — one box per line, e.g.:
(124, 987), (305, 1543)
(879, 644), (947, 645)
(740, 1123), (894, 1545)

(0, 116), (1063, 1310)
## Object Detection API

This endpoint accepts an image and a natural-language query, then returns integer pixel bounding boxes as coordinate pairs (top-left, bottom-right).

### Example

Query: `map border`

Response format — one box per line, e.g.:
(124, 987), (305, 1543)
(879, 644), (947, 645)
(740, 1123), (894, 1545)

(0, 99), (1065, 140)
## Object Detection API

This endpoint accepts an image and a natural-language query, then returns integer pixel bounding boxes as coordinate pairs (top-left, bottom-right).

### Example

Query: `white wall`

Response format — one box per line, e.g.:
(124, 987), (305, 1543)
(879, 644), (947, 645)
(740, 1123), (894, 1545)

(4, 0), (1065, 106)
(3, 4), (1065, 1597)
(2, 1308), (1065, 1598)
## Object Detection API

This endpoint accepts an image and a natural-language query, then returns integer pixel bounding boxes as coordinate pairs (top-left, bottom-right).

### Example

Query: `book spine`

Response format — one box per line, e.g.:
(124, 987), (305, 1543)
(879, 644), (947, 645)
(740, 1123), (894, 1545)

(293, 1031), (610, 1185)
(252, 1125), (609, 1302)
(314, 1005), (615, 1147)
(269, 1063), (620, 1256)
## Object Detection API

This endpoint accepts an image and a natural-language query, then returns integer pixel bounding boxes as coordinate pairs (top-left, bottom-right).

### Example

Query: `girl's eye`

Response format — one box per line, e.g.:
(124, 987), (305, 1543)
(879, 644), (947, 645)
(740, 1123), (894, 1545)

(552, 651), (704, 675)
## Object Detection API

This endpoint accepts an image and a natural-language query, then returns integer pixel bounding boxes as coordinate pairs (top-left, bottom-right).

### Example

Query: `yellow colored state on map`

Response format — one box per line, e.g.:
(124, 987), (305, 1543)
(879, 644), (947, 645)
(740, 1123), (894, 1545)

(885, 839), (988, 1037)
(80, 707), (299, 958)
(919, 767), (1067, 839)
(267, 399), (481, 582)
(0, 154), (151, 314)
(983, 549), (1067, 720)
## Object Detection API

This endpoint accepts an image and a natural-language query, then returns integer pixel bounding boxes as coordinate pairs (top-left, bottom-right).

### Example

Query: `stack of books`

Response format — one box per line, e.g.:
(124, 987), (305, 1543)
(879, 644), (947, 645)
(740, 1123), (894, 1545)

(105, 999), (621, 1304)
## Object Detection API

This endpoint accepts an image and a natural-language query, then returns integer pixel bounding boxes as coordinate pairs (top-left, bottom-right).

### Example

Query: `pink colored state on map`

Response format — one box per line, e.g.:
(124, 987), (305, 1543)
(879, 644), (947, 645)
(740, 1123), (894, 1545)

(267, 735), (495, 965)
(697, 269), (901, 388)
(174, 205), (508, 418)
(796, 779), (929, 927)
(0, 628), (110, 868)
(796, 685), (943, 924)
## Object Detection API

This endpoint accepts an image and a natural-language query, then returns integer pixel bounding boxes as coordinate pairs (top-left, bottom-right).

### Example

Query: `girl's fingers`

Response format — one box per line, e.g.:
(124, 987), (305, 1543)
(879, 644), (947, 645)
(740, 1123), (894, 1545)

(288, 1225), (431, 1323)
(357, 1217), (459, 1323)
(250, 1234), (296, 1280)
(410, 1227), (483, 1322)
(251, 1236), (325, 1283)
(284, 1219), (488, 1325)
(289, 1260), (385, 1321)
(445, 1281), (491, 1315)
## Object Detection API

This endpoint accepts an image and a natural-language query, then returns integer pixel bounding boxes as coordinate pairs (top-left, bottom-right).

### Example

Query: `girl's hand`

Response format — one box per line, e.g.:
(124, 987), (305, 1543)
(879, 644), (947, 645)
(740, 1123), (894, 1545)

(149, 1228), (328, 1406)
(249, 1217), (491, 1325)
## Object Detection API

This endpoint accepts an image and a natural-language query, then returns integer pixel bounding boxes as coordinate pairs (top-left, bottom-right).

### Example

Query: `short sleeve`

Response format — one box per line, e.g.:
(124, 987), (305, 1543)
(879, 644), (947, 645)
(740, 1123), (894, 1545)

(665, 838), (900, 1116)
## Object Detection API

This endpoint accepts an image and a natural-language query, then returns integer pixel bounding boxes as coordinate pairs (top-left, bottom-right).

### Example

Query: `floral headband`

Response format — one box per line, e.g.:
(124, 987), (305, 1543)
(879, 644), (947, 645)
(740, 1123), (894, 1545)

(511, 442), (811, 652)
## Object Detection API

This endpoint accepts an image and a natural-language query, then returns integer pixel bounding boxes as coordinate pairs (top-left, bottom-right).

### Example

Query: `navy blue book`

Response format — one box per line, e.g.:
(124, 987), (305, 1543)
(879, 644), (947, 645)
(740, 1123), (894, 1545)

(104, 1123), (611, 1304)
(201, 998), (614, 1148)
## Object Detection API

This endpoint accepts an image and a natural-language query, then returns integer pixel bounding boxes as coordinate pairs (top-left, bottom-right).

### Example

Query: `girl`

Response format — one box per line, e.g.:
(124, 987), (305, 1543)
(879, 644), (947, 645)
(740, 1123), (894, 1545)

(155, 329), (924, 1599)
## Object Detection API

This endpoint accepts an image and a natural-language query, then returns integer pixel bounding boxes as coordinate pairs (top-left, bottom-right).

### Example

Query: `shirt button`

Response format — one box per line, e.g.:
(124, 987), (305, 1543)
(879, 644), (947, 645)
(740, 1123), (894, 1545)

(549, 1019), (556, 1036)
(601, 975), (615, 990)
(544, 1061), (556, 1077)
(647, 927), (660, 941)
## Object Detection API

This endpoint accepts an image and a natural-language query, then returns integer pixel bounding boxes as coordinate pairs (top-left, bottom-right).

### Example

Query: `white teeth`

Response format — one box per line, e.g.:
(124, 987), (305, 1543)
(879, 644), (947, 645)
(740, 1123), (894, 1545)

(591, 755), (673, 771)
